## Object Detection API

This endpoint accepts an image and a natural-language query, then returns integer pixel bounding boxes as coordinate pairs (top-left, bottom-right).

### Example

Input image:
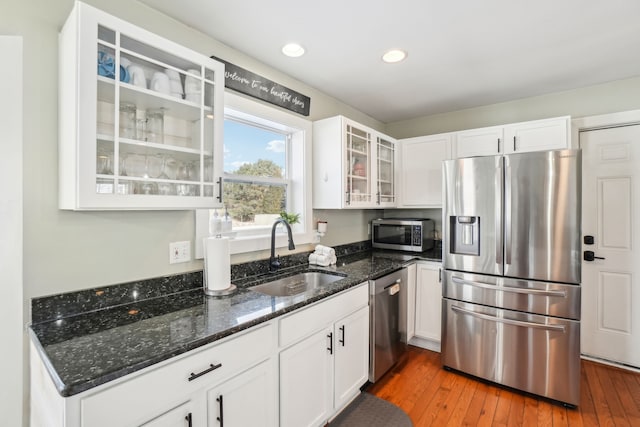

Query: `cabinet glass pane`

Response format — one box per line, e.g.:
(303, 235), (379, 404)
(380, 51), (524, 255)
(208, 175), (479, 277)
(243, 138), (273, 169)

(377, 137), (394, 203)
(345, 125), (371, 204)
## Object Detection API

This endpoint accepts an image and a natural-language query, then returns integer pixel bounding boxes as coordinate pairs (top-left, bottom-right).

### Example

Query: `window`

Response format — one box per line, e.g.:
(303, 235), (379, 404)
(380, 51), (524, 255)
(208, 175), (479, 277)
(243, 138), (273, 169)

(195, 92), (312, 256)
(222, 118), (289, 232)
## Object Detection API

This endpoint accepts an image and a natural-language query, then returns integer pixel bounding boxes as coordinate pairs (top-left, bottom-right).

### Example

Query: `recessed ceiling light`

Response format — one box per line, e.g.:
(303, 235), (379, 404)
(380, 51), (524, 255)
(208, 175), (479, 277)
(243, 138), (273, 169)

(382, 49), (407, 63)
(282, 43), (305, 58)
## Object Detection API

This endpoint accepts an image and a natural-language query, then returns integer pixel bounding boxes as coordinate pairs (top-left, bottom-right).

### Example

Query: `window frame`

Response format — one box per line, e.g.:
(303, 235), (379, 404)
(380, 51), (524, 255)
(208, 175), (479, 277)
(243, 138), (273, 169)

(195, 91), (313, 257)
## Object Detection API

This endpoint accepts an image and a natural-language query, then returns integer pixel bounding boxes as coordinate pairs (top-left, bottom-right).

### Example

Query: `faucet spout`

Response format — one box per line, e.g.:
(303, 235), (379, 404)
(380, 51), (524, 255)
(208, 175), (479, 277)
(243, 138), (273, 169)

(270, 218), (296, 272)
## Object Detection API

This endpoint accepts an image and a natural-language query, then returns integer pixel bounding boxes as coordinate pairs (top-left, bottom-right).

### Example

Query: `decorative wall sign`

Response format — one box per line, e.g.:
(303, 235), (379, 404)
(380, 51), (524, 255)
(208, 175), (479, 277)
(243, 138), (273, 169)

(211, 56), (311, 116)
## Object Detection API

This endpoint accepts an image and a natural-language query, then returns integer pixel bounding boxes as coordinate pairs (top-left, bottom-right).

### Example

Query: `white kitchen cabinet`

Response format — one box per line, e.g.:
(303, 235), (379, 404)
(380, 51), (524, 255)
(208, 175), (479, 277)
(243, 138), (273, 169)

(405, 262), (417, 342)
(397, 133), (452, 208)
(58, 2), (224, 210)
(333, 306), (370, 410)
(206, 358), (277, 427)
(30, 322), (276, 427)
(279, 283), (369, 427)
(140, 401), (196, 427)
(313, 115), (396, 208)
(453, 125), (504, 158)
(503, 116), (570, 153)
(412, 261), (442, 352)
(452, 116), (570, 158)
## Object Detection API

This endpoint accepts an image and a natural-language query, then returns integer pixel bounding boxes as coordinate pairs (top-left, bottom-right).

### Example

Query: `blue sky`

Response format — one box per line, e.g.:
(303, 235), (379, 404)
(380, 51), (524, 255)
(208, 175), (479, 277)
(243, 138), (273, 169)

(223, 120), (286, 173)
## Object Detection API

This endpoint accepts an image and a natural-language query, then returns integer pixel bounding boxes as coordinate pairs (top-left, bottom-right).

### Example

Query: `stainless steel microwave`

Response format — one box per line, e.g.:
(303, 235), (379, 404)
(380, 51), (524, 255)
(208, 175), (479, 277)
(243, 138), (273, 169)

(371, 218), (435, 252)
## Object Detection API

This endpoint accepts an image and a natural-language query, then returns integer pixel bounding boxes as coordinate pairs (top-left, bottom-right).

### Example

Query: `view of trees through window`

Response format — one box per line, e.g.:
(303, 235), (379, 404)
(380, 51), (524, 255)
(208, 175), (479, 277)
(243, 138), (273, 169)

(223, 118), (288, 228)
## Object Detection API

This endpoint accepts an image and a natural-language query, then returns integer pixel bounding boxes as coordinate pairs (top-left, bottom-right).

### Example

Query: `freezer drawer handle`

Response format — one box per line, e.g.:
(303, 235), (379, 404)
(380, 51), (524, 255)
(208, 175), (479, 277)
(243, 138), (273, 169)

(451, 276), (567, 297)
(451, 305), (566, 332)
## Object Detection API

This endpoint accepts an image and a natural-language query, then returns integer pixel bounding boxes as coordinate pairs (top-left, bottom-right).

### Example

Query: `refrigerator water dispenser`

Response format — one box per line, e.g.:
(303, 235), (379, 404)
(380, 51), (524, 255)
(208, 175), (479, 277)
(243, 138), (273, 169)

(449, 216), (480, 255)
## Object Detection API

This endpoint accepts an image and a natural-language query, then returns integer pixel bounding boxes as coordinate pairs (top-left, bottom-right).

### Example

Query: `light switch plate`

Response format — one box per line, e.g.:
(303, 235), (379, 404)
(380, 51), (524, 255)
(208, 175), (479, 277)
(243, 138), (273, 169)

(169, 241), (191, 264)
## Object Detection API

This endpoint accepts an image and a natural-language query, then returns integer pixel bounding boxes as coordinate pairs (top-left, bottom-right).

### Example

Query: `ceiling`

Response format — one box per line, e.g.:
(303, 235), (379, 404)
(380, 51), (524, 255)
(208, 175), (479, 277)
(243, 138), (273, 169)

(140, 0), (640, 123)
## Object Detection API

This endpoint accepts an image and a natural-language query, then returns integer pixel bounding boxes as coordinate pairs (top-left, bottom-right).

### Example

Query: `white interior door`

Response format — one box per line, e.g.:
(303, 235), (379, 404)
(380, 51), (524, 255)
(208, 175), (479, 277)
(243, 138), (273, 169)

(580, 123), (640, 368)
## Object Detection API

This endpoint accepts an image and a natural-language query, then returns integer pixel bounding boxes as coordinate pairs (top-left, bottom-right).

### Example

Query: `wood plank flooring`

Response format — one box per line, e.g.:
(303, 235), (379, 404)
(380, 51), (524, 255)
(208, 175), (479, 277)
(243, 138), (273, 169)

(367, 346), (640, 426)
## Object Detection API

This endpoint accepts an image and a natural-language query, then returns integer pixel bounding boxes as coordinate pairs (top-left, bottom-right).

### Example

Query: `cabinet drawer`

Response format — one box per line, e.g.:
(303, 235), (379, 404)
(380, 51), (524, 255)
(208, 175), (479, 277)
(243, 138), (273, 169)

(279, 283), (368, 348)
(80, 322), (275, 427)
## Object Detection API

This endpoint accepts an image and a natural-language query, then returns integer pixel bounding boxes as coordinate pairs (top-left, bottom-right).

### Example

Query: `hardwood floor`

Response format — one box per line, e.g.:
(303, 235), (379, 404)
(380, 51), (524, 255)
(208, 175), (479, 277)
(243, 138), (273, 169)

(367, 346), (640, 426)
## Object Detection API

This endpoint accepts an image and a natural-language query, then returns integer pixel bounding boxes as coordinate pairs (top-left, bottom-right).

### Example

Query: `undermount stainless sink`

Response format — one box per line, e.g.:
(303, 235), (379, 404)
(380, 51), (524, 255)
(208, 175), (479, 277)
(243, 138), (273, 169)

(250, 271), (345, 297)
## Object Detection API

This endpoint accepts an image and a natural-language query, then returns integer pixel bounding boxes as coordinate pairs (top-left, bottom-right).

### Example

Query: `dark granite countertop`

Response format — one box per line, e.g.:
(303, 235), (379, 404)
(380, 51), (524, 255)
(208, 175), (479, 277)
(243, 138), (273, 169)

(30, 247), (441, 397)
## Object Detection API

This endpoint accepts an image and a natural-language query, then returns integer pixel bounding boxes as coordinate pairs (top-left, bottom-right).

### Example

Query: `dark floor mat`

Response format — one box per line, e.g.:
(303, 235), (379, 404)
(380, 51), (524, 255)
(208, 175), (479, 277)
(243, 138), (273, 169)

(329, 392), (413, 427)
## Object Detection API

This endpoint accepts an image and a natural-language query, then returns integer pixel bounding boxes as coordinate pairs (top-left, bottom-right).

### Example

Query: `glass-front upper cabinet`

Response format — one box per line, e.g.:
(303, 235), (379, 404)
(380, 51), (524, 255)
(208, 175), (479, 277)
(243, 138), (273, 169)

(376, 137), (395, 207)
(312, 116), (396, 209)
(345, 124), (372, 206)
(59, 2), (224, 210)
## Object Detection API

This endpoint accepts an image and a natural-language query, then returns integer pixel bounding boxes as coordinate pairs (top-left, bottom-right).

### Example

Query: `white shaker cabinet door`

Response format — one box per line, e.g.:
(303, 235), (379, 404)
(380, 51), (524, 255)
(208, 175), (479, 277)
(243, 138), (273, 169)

(504, 116), (570, 154)
(453, 126), (504, 158)
(140, 400), (197, 427)
(280, 328), (333, 427)
(206, 359), (277, 427)
(333, 306), (369, 411)
(414, 262), (442, 345)
(398, 133), (451, 207)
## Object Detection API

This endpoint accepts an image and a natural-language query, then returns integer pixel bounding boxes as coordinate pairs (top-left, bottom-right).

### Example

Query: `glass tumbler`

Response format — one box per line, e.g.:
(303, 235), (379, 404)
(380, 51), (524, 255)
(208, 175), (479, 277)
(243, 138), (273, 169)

(146, 108), (164, 144)
(119, 102), (137, 139)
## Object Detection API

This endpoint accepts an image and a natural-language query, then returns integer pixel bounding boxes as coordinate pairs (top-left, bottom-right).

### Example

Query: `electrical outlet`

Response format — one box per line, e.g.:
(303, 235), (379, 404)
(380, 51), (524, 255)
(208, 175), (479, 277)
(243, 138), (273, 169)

(169, 241), (191, 264)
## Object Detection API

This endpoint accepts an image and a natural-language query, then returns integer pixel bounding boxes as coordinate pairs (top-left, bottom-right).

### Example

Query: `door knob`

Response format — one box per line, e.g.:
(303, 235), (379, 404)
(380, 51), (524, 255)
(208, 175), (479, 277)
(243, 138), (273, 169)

(584, 235), (594, 245)
(584, 251), (605, 261)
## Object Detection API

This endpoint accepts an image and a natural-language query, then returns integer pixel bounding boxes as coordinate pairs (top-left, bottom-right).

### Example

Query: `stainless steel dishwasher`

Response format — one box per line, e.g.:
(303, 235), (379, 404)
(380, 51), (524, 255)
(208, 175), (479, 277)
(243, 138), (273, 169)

(369, 268), (407, 382)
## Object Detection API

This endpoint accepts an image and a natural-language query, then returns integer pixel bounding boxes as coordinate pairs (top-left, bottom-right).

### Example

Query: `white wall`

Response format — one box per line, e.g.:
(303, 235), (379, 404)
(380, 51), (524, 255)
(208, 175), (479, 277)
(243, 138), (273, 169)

(386, 76), (640, 139)
(0, 36), (24, 427)
(0, 0), (385, 300)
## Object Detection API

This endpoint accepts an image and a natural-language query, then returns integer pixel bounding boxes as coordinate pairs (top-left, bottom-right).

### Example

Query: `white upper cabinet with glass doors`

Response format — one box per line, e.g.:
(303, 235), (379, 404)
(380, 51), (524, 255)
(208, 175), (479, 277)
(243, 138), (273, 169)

(58, 2), (224, 210)
(313, 116), (396, 209)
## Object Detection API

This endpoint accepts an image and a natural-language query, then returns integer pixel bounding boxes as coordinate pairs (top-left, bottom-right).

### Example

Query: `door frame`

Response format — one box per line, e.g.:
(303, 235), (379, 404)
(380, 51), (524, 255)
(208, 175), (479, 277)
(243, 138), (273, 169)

(572, 109), (640, 373)
(572, 109), (640, 139)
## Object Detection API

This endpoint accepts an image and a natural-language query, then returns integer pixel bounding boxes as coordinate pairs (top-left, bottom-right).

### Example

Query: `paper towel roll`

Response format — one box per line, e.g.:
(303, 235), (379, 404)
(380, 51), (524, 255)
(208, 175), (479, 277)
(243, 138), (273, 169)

(203, 236), (231, 292)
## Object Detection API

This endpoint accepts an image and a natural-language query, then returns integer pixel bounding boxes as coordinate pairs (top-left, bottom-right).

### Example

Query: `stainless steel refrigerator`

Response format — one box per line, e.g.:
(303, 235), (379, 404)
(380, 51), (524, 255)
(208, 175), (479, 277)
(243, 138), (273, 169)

(441, 149), (582, 407)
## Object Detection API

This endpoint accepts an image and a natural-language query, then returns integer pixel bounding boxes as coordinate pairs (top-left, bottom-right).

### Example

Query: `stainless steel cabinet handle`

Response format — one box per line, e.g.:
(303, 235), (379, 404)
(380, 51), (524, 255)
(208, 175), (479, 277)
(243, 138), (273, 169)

(451, 276), (567, 297)
(451, 305), (566, 332)
(188, 362), (222, 381)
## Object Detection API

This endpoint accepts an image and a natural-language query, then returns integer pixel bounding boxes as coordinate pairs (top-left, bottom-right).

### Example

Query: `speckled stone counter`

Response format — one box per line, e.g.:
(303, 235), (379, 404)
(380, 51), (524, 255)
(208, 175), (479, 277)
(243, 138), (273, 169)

(30, 243), (441, 397)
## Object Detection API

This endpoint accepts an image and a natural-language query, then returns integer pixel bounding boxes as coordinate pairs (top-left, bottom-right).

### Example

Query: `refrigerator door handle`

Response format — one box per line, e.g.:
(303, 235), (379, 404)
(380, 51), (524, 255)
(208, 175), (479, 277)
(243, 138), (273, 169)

(451, 276), (567, 297)
(504, 162), (512, 265)
(495, 160), (503, 265)
(451, 305), (566, 332)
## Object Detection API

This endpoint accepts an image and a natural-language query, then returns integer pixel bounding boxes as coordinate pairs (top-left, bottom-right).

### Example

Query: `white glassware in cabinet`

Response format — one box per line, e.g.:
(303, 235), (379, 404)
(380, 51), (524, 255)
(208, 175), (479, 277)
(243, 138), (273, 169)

(313, 115), (396, 208)
(59, 2), (224, 210)
(397, 133), (452, 208)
